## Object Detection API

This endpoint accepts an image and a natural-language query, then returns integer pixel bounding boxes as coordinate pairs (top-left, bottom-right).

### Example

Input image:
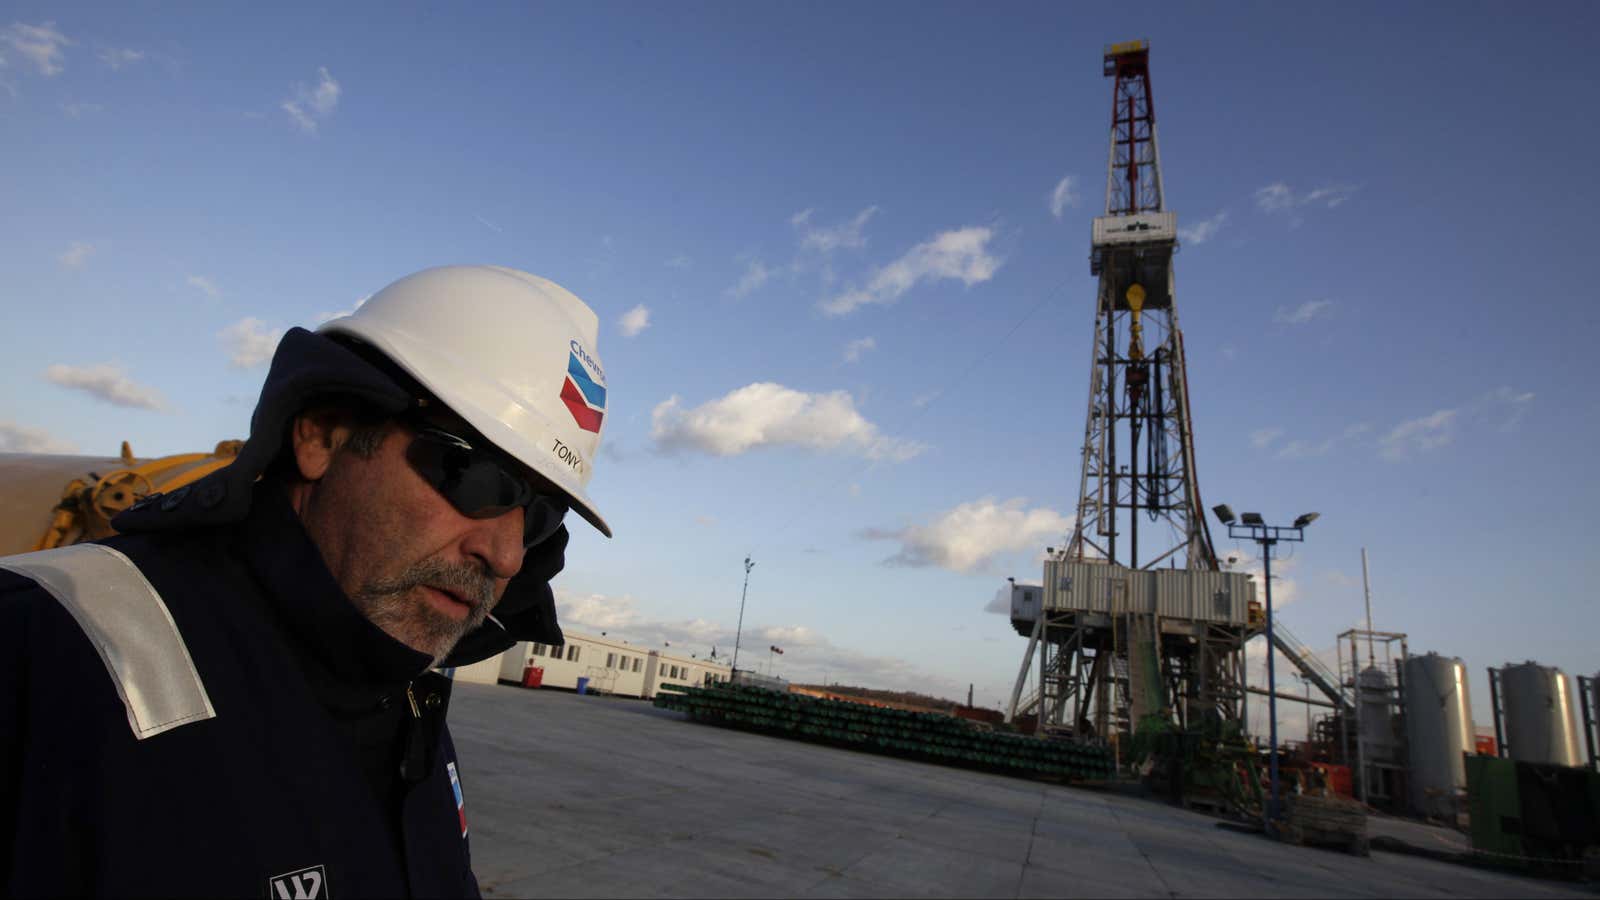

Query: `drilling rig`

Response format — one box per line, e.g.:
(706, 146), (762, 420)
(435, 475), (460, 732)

(1006, 42), (1261, 786)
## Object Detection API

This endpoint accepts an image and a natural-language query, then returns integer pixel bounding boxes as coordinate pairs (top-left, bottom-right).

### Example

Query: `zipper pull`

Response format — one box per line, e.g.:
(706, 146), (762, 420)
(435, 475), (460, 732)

(400, 680), (427, 783)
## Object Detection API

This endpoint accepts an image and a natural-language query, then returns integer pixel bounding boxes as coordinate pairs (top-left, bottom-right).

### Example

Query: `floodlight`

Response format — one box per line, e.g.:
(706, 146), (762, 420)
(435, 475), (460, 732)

(1293, 512), (1320, 529)
(1240, 512), (1265, 526)
(1212, 504), (1236, 525)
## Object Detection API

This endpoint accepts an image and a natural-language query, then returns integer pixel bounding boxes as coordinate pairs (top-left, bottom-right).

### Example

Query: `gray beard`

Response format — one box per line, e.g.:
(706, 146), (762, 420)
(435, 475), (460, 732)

(352, 557), (496, 666)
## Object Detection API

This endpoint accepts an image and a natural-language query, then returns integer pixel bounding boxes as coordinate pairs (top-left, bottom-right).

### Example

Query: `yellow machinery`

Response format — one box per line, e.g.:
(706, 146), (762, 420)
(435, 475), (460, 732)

(0, 440), (242, 555)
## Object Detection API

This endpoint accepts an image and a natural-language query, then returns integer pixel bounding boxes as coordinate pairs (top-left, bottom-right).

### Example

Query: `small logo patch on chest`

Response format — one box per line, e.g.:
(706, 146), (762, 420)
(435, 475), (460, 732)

(268, 865), (328, 899)
(448, 761), (468, 838)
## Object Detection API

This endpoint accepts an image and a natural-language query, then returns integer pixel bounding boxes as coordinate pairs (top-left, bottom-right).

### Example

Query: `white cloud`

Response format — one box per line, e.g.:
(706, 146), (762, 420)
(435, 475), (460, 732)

(43, 363), (165, 410)
(1268, 422), (1370, 460)
(1378, 408), (1457, 461)
(725, 259), (772, 298)
(1250, 427), (1283, 449)
(1254, 182), (1294, 212)
(863, 497), (1072, 574)
(618, 304), (651, 338)
(821, 226), (1001, 317)
(651, 382), (925, 462)
(219, 318), (285, 369)
(1304, 186), (1355, 208)
(312, 293), (370, 326)
(1273, 299), (1333, 325)
(1255, 182), (1358, 213)
(1476, 386), (1535, 431)
(796, 206), (878, 254)
(1277, 437), (1334, 459)
(555, 590), (647, 633)
(97, 47), (144, 69)
(1, 22), (71, 76)
(842, 336), (876, 363)
(665, 254), (691, 270)
(281, 66), (341, 134)
(553, 588), (964, 697)
(1179, 210), (1228, 245)
(1049, 175), (1078, 219)
(1225, 550), (1302, 610)
(60, 101), (102, 118)
(57, 241), (93, 268)
(1378, 388), (1532, 462)
(0, 421), (78, 454)
(187, 274), (220, 299)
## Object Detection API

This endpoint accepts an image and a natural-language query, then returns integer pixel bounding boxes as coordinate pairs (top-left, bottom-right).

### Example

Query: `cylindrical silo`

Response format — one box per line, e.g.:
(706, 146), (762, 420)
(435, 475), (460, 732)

(1403, 653), (1473, 818)
(1500, 661), (1581, 767)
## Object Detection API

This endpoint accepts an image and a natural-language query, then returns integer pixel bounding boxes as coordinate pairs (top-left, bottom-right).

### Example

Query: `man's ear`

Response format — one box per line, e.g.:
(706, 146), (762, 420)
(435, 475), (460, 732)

(290, 408), (352, 482)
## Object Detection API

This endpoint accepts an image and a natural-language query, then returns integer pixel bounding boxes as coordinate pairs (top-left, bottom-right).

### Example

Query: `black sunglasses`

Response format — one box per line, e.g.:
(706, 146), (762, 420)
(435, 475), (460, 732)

(404, 425), (567, 548)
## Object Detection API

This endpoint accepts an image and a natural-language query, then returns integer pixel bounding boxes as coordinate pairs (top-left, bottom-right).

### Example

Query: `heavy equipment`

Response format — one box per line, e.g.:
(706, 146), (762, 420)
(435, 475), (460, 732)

(0, 441), (241, 556)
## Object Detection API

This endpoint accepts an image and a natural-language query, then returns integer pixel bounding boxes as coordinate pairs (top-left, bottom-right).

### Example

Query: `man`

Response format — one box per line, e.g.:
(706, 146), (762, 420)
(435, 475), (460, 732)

(0, 266), (611, 897)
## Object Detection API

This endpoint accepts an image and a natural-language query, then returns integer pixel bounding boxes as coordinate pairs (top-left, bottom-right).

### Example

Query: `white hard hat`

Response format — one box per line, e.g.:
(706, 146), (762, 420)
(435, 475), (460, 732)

(319, 265), (612, 538)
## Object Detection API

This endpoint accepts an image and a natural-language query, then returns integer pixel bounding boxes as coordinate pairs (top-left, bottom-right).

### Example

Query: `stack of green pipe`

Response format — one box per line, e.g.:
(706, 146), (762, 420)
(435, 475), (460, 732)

(653, 683), (1113, 781)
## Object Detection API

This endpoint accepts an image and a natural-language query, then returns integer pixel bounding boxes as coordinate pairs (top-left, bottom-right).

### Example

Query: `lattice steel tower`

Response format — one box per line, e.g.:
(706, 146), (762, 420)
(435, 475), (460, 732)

(1070, 41), (1216, 570)
(1007, 42), (1251, 749)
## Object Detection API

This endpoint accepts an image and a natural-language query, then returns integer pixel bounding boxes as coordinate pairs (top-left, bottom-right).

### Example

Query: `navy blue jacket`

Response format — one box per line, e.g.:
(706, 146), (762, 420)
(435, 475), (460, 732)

(0, 484), (485, 897)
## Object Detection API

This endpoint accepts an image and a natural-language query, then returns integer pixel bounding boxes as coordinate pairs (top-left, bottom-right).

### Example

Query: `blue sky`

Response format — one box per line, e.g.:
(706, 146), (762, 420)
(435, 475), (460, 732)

(4, 3), (1597, 735)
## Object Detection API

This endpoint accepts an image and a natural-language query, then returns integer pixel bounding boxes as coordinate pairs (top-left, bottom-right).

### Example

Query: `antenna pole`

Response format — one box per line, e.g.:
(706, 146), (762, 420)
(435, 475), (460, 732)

(1360, 548), (1375, 666)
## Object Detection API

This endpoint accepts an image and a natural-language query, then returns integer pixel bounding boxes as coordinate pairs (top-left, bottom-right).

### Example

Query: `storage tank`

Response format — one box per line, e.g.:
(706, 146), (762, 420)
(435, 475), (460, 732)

(1500, 661), (1581, 766)
(1403, 653), (1473, 818)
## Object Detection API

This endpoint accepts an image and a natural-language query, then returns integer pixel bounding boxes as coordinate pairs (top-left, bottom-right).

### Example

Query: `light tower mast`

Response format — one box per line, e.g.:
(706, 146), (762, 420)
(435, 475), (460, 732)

(1007, 42), (1247, 751)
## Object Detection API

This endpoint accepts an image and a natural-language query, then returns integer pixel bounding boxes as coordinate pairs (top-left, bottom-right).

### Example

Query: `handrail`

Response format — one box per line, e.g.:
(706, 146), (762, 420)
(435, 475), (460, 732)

(1269, 621), (1350, 712)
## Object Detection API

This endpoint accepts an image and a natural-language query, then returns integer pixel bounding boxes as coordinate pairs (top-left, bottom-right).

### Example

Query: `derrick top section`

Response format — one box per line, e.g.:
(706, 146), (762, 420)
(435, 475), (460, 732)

(1102, 39), (1162, 217)
(1102, 40), (1149, 77)
(1092, 39), (1176, 281)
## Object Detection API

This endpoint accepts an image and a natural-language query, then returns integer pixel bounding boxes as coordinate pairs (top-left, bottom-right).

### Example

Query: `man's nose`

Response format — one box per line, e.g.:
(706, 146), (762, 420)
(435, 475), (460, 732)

(461, 507), (526, 581)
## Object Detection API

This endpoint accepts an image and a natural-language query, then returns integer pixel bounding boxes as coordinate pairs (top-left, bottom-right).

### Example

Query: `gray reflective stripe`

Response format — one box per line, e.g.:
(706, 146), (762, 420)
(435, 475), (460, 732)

(0, 544), (215, 740)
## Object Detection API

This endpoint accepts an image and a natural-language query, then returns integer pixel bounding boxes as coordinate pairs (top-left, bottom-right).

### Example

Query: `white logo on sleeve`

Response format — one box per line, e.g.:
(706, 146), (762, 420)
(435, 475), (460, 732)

(269, 865), (328, 899)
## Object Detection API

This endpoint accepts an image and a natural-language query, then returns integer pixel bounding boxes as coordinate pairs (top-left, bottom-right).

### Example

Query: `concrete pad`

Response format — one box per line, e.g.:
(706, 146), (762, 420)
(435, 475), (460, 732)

(832, 836), (1025, 898)
(450, 684), (1595, 899)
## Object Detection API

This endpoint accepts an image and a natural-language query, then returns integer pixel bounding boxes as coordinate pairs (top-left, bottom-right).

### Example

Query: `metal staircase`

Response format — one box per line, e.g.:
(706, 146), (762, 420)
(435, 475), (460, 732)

(1269, 620), (1350, 711)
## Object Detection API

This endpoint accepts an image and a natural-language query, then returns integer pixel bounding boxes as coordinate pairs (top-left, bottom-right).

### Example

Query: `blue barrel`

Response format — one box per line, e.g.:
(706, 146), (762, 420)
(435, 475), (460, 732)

(576, 676), (590, 695)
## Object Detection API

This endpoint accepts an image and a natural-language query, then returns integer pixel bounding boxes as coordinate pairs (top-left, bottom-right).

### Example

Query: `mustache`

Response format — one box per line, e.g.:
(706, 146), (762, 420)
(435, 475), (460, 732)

(361, 557), (496, 609)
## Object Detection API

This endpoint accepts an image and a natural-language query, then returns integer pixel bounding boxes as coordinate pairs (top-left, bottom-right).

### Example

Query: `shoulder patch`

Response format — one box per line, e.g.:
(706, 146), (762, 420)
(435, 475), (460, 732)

(0, 544), (216, 740)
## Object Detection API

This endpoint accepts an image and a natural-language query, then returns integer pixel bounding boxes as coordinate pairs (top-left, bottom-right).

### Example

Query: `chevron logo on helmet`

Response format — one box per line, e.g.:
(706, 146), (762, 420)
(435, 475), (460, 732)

(561, 350), (606, 433)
